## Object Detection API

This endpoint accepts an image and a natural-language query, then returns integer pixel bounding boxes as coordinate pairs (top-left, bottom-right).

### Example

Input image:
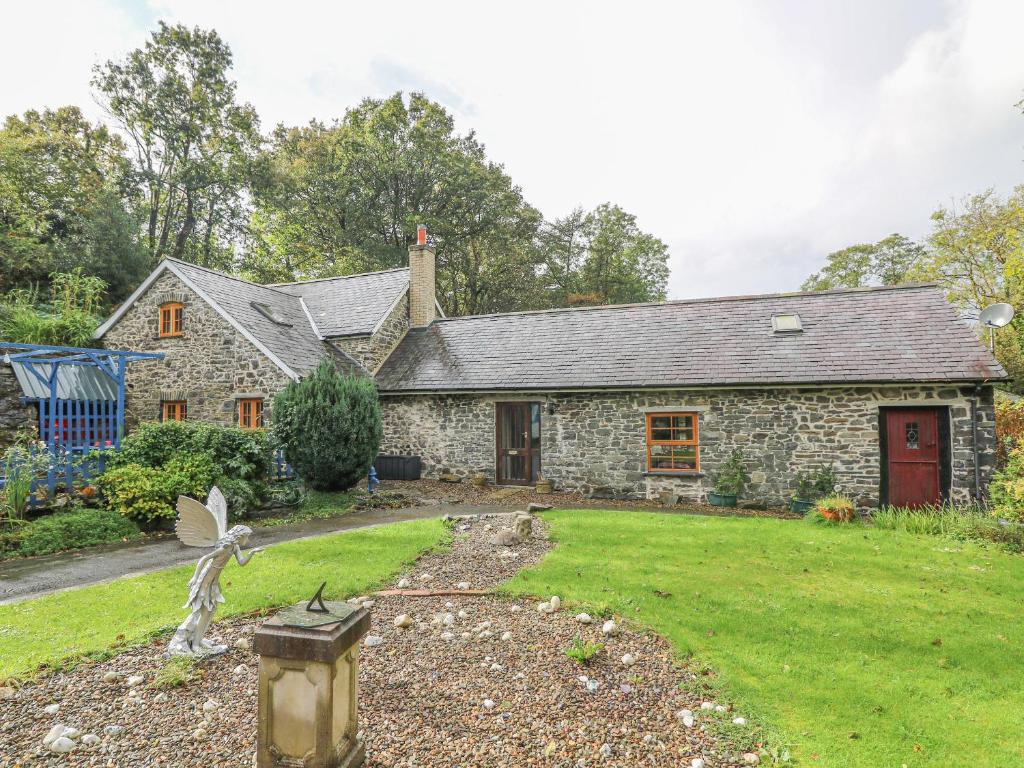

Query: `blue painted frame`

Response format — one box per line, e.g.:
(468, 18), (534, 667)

(1, 342), (164, 450)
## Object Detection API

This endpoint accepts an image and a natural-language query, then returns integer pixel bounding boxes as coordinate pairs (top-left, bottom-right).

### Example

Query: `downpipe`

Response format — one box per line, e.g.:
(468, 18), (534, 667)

(971, 384), (982, 506)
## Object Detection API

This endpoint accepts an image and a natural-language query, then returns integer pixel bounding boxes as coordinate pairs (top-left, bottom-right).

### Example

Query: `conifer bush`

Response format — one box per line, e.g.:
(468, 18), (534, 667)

(272, 360), (382, 491)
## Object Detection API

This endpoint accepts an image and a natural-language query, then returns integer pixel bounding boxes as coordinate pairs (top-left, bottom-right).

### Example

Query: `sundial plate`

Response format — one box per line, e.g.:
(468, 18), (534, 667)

(277, 600), (357, 628)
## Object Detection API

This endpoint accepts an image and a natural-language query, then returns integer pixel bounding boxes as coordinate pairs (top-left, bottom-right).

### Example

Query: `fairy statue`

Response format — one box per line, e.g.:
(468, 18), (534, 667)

(167, 487), (264, 656)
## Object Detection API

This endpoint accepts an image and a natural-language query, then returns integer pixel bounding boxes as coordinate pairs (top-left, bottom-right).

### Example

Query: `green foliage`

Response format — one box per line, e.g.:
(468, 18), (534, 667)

(564, 636), (605, 665)
(801, 234), (924, 292)
(711, 450), (749, 497)
(152, 656), (201, 688)
(4, 507), (140, 558)
(96, 453), (215, 523)
(988, 445), (1024, 523)
(871, 503), (1022, 554)
(814, 494), (856, 522)
(0, 269), (106, 346)
(110, 420), (271, 481)
(995, 397), (1024, 468)
(0, 518), (445, 680)
(272, 361), (382, 491)
(793, 464), (838, 500)
(1, 436), (52, 521)
(507, 510), (1024, 767)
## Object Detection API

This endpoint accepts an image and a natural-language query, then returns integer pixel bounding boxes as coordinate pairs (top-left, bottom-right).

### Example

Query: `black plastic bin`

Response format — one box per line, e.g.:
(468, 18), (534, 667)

(374, 455), (422, 481)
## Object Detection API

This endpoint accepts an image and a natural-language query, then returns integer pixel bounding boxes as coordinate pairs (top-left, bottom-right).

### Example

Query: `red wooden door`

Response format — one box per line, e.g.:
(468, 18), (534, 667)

(886, 409), (941, 508)
(496, 403), (533, 485)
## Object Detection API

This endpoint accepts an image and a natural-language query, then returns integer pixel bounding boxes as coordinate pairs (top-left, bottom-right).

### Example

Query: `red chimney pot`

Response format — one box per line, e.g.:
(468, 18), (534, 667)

(416, 225), (427, 246)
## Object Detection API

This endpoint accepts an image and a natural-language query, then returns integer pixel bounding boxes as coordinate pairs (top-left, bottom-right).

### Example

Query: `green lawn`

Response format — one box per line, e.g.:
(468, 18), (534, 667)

(0, 518), (446, 681)
(506, 510), (1024, 768)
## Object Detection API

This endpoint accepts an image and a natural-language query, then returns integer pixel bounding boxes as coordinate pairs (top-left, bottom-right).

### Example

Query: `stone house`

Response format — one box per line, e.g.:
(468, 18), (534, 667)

(94, 238), (1006, 509)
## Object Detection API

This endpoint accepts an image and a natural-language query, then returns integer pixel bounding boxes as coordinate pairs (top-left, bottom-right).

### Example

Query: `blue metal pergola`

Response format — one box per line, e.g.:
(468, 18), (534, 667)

(1, 342), (164, 450)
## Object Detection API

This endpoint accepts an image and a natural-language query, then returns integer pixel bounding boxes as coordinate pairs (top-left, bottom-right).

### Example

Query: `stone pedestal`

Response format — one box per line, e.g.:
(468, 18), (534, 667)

(254, 603), (370, 768)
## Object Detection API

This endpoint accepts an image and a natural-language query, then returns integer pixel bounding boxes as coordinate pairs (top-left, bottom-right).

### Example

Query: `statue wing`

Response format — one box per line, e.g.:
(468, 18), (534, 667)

(175, 496), (221, 548)
(206, 486), (228, 539)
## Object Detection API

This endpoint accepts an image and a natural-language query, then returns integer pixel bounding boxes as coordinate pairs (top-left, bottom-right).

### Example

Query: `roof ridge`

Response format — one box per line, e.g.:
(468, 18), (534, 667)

(426, 282), (942, 325)
(268, 266), (410, 286)
(164, 257), (295, 298)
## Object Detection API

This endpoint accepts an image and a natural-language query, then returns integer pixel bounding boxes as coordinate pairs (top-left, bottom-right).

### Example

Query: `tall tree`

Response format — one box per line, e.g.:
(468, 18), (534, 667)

(801, 234), (925, 292)
(0, 106), (145, 299)
(251, 92), (545, 315)
(541, 204), (669, 306)
(92, 22), (261, 268)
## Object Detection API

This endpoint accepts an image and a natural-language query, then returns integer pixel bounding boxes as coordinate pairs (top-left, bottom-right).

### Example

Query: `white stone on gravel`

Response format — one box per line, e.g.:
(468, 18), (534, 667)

(363, 635), (383, 647)
(440, 632), (455, 641)
(103, 725), (124, 736)
(233, 637), (250, 651)
(154, 693), (169, 703)
(191, 727), (206, 740)
(700, 701), (715, 710)
(393, 614), (413, 628)
(457, 609), (469, 619)
(456, 581), (470, 590)
(0, 686), (15, 700)
(101, 671), (123, 684)
(81, 734), (101, 746)
(501, 631), (512, 641)
(43, 703), (60, 715)
(49, 736), (76, 753)
(621, 653), (637, 666)
(586, 679), (600, 693)
(599, 743), (613, 758)
(537, 601), (551, 613)
(361, 599), (376, 609)
(575, 613), (593, 623)
(202, 699), (219, 714)
(397, 578), (411, 588)
(691, 759), (706, 768)
(549, 595), (561, 611)
(733, 716), (747, 725)
(601, 620), (619, 636)
(489, 663), (503, 672)
(715, 705), (727, 713)
(233, 664), (247, 675)
(482, 698), (496, 710)
(743, 753), (761, 765)
(509, 604), (523, 612)
(43, 724), (65, 746)
(418, 573), (433, 582)
(126, 675), (145, 687)
(61, 726), (81, 740)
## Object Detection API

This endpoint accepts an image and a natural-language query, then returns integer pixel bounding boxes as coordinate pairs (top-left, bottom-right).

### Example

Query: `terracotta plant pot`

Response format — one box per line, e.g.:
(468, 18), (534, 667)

(79, 485), (96, 499)
(819, 504), (855, 522)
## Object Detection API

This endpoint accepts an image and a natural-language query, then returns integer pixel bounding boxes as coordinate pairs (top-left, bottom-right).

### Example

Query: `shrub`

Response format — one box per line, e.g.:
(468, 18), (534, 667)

(995, 397), (1024, 468)
(711, 450), (749, 497)
(96, 453), (216, 523)
(989, 445), (1024, 523)
(793, 464), (838, 500)
(105, 421), (270, 518)
(1, 436), (55, 521)
(871, 504), (1022, 554)
(272, 360), (382, 491)
(4, 507), (140, 558)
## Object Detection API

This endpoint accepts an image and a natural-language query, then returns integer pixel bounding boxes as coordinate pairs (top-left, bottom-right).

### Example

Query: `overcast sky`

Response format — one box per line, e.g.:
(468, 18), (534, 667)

(4, 0), (1024, 300)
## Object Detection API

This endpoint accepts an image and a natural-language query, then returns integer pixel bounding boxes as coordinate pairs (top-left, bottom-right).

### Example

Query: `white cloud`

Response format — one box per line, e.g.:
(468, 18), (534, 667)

(4, 0), (1024, 300)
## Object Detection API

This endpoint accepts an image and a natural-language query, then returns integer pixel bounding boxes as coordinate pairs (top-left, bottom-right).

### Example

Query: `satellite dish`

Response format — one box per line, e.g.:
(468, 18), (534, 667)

(979, 303), (1015, 328)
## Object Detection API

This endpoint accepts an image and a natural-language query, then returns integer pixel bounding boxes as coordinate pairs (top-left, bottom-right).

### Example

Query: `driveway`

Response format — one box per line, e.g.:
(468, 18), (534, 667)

(0, 503), (515, 605)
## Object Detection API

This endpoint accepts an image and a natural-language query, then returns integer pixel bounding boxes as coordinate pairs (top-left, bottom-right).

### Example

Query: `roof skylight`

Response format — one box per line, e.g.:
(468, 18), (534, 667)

(251, 302), (292, 326)
(771, 313), (803, 333)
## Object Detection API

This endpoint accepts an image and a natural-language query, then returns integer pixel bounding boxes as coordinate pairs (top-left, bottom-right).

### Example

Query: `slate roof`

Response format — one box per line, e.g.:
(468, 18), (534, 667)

(273, 269), (410, 337)
(375, 284), (1006, 392)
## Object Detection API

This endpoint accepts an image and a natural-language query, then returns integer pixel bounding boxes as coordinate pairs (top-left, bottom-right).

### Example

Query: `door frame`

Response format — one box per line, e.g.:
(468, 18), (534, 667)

(878, 405), (951, 507)
(494, 401), (541, 486)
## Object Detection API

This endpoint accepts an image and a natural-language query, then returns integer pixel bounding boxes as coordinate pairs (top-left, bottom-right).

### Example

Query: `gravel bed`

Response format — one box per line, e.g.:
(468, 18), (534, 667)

(1, 514), (759, 767)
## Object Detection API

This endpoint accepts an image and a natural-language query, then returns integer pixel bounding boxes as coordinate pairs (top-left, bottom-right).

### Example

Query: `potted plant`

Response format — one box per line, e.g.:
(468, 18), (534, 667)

(707, 450), (748, 507)
(535, 476), (553, 495)
(816, 494), (856, 522)
(790, 464), (838, 514)
(790, 471), (816, 514)
(471, 473), (487, 488)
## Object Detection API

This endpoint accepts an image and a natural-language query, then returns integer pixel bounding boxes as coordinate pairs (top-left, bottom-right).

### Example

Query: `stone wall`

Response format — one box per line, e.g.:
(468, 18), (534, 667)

(330, 293), (409, 372)
(0, 363), (36, 451)
(102, 271), (294, 428)
(380, 384), (997, 507)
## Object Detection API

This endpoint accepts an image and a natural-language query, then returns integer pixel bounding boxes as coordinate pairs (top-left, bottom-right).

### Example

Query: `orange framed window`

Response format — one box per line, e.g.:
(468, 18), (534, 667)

(646, 412), (699, 472)
(238, 398), (264, 429)
(159, 302), (183, 337)
(162, 400), (187, 422)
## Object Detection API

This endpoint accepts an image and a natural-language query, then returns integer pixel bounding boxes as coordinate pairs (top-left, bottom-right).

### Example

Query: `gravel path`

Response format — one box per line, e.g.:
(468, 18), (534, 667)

(1, 514), (760, 767)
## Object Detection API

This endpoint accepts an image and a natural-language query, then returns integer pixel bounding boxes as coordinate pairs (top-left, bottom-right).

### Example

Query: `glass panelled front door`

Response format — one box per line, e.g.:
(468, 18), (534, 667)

(496, 402), (541, 485)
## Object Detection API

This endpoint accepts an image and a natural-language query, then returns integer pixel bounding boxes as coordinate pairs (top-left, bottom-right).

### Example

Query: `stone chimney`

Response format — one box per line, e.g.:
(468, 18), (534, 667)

(409, 225), (436, 328)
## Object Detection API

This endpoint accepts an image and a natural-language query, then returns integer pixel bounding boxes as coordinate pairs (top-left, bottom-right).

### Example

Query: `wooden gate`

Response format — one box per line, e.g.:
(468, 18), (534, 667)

(884, 408), (942, 508)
